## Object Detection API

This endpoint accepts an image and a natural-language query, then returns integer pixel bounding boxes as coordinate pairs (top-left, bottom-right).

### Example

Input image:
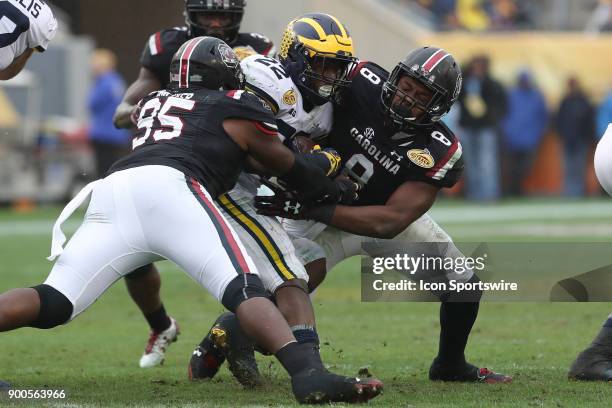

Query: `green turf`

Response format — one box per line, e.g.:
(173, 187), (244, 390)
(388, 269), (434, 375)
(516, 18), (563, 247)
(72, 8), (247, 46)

(0, 200), (610, 407)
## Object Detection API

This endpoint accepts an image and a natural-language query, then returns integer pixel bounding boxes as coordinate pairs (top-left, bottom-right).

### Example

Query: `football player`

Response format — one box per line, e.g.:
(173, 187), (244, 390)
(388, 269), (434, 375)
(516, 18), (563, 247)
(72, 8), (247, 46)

(187, 13), (357, 386)
(567, 124), (612, 381)
(0, 0), (57, 80)
(0, 37), (382, 404)
(0, 0), (56, 390)
(256, 47), (513, 384)
(112, 0), (275, 368)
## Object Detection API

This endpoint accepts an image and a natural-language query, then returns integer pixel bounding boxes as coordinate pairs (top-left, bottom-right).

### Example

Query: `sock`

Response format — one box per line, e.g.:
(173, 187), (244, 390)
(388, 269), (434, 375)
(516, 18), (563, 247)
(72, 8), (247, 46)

(275, 341), (320, 377)
(144, 304), (171, 333)
(292, 325), (324, 370)
(292, 324), (320, 345)
(436, 301), (480, 365)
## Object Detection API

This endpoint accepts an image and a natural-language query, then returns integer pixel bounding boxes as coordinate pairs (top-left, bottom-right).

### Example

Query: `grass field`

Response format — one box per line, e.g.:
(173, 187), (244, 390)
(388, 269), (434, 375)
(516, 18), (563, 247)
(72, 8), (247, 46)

(0, 199), (610, 407)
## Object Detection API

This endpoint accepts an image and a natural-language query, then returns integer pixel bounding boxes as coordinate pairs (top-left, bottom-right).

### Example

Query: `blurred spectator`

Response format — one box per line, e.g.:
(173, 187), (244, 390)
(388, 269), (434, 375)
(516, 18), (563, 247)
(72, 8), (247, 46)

(424, 0), (461, 30)
(456, 0), (490, 31)
(457, 55), (506, 201)
(501, 69), (548, 196)
(596, 87), (612, 138)
(486, 0), (531, 30)
(555, 76), (596, 197)
(585, 0), (612, 33)
(408, 0), (533, 30)
(88, 49), (130, 178)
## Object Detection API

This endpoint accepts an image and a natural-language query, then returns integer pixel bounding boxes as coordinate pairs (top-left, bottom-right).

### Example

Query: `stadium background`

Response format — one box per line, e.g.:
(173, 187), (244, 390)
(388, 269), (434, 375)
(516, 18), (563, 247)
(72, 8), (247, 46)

(0, 0), (611, 406)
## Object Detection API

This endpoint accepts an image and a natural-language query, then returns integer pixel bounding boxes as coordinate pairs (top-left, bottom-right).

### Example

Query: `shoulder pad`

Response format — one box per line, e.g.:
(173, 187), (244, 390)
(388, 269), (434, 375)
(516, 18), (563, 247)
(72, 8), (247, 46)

(241, 55), (296, 114)
(348, 60), (389, 81)
(140, 28), (189, 84)
(217, 89), (276, 122)
(28, 2), (57, 50)
(144, 27), (188, 58)
(402, 122), (463, 187)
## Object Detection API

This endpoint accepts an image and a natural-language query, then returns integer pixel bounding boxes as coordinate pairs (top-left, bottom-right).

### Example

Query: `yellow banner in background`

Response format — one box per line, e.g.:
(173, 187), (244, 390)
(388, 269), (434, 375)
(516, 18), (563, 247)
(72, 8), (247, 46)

(417, 32), (612, 105)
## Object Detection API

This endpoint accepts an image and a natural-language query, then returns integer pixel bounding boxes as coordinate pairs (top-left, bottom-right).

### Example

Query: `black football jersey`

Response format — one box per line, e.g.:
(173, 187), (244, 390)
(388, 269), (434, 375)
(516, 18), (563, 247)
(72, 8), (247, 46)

(110, 89), (276, 197)
(329, 61), (464, 206)
(141, 26), (275, 88)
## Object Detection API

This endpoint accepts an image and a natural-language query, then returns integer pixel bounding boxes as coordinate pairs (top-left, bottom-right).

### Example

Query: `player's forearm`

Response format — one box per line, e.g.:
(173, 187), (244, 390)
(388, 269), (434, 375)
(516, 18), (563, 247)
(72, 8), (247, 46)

(281, 154), (338, 201)
(323, 205), (419, 239)
(113, 101), (136, 129)
(292, 151), (340, 177)
(0, 49), (34, 80)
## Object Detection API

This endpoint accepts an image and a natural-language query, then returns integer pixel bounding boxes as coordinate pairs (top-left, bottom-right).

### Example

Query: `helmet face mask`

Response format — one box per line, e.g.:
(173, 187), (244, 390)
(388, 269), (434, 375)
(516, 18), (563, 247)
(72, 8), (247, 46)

(169, 37), (244, 91)
(279, 13), (357, 105)
(184, 0), (245, 43)
(381, 47), (462, 131)
(301, 47), (357, 100)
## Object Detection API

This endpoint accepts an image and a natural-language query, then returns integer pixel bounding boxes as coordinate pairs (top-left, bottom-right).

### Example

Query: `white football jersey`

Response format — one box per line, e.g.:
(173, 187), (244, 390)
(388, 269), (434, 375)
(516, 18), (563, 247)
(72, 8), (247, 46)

(0, 0), (57, 70)
(240, 54), (333, 140)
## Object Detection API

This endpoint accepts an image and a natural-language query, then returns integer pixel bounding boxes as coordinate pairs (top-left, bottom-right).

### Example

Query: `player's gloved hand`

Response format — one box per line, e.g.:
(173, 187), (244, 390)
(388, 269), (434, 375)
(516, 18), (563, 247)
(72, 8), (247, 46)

(334, 175), (359, 205)
(312, 146), (342, 177)
(254, 179), (311, 220)
(254, 177), (358, 223)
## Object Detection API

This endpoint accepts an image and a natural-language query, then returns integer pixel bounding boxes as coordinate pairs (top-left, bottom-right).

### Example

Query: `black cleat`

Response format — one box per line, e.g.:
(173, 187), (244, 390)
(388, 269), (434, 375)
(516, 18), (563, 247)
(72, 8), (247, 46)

(188, 345), (225, 381)
(0, 381), (11, 392)
(568, 344), (612, 381)
(429, 358), (512, 384)
(188, 315), (227, 381)
(291, 369), (383, 404)
(190, 312), (263, 387)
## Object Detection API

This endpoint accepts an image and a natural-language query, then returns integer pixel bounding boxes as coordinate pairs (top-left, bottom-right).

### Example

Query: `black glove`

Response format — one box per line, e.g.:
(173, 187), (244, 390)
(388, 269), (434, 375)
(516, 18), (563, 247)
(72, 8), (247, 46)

(254, 178), (358, 223)
(255, 181), (309, 219)
(334, 176), (359, 205)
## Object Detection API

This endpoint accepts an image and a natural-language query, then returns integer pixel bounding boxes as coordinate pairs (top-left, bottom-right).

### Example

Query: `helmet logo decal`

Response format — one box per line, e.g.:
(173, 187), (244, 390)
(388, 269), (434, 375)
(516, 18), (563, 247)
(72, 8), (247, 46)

(218, 43), (238, 67)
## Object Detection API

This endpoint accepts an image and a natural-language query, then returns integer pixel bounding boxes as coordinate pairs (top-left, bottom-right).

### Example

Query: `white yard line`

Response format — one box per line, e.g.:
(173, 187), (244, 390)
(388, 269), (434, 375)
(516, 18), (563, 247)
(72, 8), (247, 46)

(430, 201), (612, 223)
(446, 223), (612, 238)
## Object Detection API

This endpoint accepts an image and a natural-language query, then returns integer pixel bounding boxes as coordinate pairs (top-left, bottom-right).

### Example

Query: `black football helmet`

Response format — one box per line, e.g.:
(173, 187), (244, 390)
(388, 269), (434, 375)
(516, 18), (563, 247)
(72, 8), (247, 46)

(169, 36), (244, 90)
(381, 46), (462, 130)
(278, 13), (357, 106)
(184, 0), (245, 44)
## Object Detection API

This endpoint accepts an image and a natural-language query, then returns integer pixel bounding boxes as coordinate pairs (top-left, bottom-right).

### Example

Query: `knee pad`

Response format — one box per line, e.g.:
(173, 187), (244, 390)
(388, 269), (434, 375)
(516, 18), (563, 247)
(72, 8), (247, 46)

(29, 284), (74, 329)
(221, 274), (268, 313)
(124, 263), (155, 280)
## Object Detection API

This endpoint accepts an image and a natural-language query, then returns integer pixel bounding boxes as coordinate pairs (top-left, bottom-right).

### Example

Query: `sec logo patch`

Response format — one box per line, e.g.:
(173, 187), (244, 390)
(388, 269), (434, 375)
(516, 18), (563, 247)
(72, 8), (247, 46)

(282, 89), (297, 105)
(407, 149), (435, 168)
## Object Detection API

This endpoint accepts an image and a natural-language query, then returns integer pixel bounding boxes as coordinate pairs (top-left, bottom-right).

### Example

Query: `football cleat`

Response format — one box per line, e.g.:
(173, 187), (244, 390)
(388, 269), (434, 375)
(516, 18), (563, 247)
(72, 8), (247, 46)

(568, 344), (612, 381)
(188, 315), (228, 381)
(0, 380), (11, 391)
(291, 370), (383, 404)
(139, 317), (180, 368)
(429, 359), (512, 384)
(190, 312), (263, 387)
